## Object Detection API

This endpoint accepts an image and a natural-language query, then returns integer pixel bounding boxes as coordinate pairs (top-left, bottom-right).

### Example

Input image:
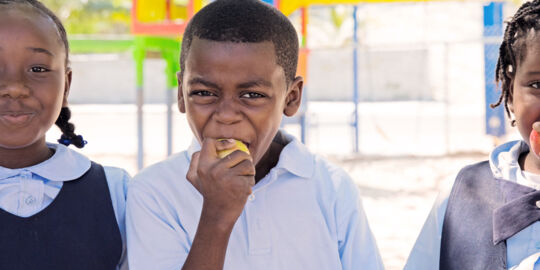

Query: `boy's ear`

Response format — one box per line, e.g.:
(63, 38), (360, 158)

(177, 82), (186, 114)
(283, 76), (304, 117)
(62, 68), (72, 107)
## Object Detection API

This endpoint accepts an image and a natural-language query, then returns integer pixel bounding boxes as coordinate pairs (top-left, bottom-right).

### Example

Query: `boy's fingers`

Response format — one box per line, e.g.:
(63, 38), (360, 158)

(233, 159), (256, 177)
(216, 150), (253, 170)
(186, 152), (201, 192)
(199, 138), (219, 160)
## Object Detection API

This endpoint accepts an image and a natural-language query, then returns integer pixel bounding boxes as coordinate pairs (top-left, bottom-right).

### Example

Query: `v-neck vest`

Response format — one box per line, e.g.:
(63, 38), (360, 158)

(0, 162), (122, 270)
(440, 161), (507, 269)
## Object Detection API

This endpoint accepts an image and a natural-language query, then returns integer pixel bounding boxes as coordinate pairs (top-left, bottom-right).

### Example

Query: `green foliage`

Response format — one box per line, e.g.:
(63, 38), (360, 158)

(41, 0), (131, 34)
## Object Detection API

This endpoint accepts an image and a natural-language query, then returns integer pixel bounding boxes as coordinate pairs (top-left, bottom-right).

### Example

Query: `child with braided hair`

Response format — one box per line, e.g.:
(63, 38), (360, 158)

(405, 1), (540, 269)
(0, 0), (129, 269)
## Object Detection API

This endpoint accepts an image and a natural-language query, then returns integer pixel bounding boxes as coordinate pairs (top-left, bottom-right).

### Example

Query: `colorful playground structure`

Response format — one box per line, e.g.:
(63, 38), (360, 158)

(131, 0), (506, 169)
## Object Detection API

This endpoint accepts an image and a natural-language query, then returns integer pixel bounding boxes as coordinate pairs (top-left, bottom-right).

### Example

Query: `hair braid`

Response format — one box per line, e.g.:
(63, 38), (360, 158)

(493, 0), (540, 121)
(55, 107), (86, 148)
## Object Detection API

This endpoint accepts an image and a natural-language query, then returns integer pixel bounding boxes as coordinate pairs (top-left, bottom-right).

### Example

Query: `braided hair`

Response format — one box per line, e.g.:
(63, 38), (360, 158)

(492, 0), (540, 124)
(1, 0), (85, 148)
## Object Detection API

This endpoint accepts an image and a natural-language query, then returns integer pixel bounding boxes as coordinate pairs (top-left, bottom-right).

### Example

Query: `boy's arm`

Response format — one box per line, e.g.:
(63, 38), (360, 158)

(182, 139), (255, 270)
(335, 173), (384, 270)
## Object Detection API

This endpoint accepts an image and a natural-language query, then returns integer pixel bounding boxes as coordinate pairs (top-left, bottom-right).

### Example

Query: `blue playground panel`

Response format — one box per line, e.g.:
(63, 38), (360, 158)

(483, 2), (506, 137)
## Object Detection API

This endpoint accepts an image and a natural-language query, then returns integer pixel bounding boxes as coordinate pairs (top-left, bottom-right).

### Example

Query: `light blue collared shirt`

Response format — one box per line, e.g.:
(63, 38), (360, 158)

(0, 143), (130, 270)
(126, 132), (384, 270)
(405, 140), (540, 270)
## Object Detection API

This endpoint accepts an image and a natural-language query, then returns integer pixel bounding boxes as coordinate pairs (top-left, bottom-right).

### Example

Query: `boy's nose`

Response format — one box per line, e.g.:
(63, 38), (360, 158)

(214, 98), (242, 125)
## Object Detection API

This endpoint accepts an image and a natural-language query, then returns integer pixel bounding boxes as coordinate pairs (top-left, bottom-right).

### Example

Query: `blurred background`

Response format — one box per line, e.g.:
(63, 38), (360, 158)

(42, 0), (525, 268)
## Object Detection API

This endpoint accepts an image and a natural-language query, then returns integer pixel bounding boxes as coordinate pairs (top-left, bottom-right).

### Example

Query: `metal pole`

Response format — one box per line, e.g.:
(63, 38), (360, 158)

(134, 38), (145, 171)
(443, 43), (450, 154)
(166, 87), (173, 156)
(353, 6), (359, 153)
(136, 86), (144, 170)
(300, 6), (308, 144)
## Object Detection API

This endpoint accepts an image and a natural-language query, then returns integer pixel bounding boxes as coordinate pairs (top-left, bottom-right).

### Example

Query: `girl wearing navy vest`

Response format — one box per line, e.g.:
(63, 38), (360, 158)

(0, 1), (128, 269)
(406, 1), (540, 269)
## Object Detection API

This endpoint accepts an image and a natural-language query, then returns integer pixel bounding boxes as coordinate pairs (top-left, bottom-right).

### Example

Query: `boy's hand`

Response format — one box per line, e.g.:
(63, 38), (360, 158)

(187, 138), (255, 226)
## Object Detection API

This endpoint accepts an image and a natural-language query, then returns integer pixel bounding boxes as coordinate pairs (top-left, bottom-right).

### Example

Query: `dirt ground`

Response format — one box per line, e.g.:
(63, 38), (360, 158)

(336, 153), (486, 269)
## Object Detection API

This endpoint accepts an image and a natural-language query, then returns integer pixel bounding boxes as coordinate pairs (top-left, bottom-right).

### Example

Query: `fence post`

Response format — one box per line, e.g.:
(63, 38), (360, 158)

(352, 5), (360, 153)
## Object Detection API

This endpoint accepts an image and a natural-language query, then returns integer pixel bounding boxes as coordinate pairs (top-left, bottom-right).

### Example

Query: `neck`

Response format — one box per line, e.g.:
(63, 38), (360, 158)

(519, 151), (540, 175)
(254, 132), (288, 182)
(0, 139), (53, 169)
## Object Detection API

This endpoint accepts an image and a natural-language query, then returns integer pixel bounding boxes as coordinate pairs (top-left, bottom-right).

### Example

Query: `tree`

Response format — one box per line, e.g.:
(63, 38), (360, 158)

(42, 0), (131, 34)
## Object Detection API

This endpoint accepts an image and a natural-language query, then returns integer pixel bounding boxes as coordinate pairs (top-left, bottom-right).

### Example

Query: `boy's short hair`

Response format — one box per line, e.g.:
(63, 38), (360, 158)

(179, 0), (299, 85)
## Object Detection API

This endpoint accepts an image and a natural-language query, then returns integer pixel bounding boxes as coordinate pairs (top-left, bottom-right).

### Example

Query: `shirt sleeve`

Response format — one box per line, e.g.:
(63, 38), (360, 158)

(403, 176), (454, 270)
(103, 166), (131, 270)
(335, 171), (384, 270)
(126, 180), (189, 270)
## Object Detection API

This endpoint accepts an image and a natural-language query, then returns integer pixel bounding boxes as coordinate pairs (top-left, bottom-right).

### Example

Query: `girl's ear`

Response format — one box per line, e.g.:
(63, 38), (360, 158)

(62, 68), (72, 107)
(283, 76), (304, 117)
(508, 80), (515, 114)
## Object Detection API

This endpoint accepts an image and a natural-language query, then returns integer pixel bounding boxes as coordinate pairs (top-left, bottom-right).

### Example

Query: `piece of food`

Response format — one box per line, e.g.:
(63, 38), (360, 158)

(530, 129), (540, 157)
(217, 139), (250, 158)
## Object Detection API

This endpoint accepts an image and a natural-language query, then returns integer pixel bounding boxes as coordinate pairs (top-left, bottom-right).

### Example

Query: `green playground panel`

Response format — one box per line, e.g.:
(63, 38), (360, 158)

(69, 38), (134, 54)
(69, 36), (181, 89)
(133, 36), (181, 88)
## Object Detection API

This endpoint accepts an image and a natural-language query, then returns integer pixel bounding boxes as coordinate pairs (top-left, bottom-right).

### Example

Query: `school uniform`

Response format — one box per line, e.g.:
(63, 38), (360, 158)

(0, 143), (130, 270)
(126, 131), (384, 270)
(405, 140), (540, 270)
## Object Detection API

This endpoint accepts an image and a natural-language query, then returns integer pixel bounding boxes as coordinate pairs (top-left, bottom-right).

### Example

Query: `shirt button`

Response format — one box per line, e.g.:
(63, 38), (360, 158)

(536, 200), (540, 208)
(25, 195), (36, 206)
(248, 194), (255, 201)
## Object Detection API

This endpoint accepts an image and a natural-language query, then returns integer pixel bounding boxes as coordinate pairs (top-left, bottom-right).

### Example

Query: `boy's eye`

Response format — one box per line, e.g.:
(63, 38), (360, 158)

(530, 82), (540, 89)
(241, 92), (265, 99)
(190, 90), (215, 97)
(29, 66), (49, 73)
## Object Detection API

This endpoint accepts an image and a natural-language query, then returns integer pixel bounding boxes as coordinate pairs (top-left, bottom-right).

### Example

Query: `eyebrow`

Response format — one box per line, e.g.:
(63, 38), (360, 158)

(237, 80), (272, 89)
(26, 47), (54, 57)
(188, 77), (220, 89)
(188, 77), (273, 89)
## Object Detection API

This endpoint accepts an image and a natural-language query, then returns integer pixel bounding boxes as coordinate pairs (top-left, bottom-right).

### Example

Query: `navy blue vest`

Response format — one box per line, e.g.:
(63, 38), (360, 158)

(440, 161), (507, 270)
(0, 162), (122, 270)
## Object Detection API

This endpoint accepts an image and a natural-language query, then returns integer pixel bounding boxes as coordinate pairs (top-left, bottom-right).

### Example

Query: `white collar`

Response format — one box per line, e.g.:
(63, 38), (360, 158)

(0, 143), (91, 182)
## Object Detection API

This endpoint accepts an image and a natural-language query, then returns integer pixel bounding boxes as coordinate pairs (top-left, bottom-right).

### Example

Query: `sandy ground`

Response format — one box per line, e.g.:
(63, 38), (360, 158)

(48, 103), (499, 269)
(338, 154), (486, 269)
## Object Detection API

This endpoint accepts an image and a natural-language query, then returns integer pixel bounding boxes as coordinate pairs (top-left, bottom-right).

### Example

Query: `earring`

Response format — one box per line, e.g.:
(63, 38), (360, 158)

(511, 119), (516, 127)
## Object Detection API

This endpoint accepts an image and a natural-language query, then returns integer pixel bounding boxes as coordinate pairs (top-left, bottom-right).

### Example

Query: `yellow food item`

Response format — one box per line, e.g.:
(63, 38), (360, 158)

(217, 139), (250, 158)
